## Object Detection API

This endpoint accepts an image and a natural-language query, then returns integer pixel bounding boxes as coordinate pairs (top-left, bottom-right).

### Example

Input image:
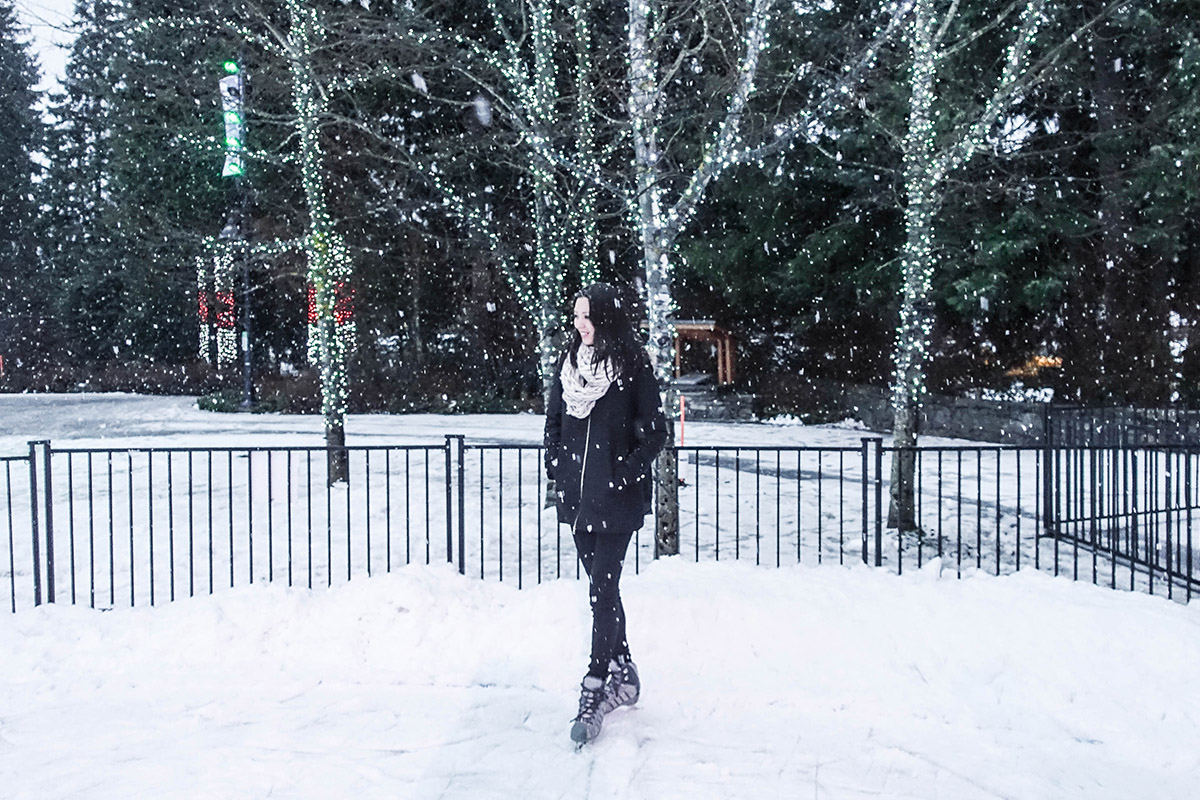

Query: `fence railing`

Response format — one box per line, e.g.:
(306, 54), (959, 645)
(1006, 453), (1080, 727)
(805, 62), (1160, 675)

(1048, 405), (1200, 447)
(2, 437), (1197, 612)
(1048, 445), (1198, 595)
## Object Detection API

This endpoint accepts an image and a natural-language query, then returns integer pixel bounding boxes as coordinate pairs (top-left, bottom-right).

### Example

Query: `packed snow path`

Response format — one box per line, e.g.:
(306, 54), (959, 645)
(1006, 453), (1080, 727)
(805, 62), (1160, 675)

(0, 392), (884, 452)
(1, 560), (1197, 799)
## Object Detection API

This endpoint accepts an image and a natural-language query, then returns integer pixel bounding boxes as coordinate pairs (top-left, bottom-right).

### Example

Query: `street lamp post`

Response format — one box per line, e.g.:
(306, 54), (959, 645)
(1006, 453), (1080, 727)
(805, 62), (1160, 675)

(219, 56), (253, 407)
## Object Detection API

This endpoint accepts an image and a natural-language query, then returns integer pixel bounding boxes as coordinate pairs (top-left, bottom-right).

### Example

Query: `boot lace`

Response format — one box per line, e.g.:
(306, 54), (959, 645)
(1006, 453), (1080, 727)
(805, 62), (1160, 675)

(575, 682), (604, 723)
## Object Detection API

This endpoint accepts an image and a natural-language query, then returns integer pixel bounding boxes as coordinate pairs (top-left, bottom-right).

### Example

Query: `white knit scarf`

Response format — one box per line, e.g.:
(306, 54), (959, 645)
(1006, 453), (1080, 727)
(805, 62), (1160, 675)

(560, 344), (615, 419)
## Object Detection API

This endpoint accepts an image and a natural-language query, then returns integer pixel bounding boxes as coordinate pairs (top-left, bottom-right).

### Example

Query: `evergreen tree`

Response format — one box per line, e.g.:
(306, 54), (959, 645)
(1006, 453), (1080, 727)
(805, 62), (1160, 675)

(1037, 0), (1200, 405)
(0, 0), (45, 364)
(39, 1), (121, 363)
(39, 0), (233, 367)
(22, 0), (1200, 414)
(106, 0), (234, 363)
(677, 3), (909, 389)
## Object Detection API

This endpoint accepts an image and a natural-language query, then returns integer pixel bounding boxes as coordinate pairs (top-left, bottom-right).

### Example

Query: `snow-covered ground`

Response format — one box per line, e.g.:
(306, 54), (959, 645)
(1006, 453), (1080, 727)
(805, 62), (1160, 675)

(0, 391), (887, 452)
(1, 394), (1198, 798)
(2, 558), (1198, 799)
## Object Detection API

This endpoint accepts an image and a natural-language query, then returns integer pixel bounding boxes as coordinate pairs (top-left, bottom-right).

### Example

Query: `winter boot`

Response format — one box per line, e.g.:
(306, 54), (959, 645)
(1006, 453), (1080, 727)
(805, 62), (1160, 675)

(570, 675), (608, 745)
(601, 656), (640, 714)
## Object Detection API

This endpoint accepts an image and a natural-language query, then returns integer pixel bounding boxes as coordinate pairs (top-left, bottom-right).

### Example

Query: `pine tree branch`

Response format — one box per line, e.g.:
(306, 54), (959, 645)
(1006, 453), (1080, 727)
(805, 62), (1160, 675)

(733, 0), (918, 166)
(931, 0), (961, 49)
(936, 0), (1047, 180)
(935, 0), (1023, 61)
(664, 0), (774, 240)
(937, 0), (1133, 178)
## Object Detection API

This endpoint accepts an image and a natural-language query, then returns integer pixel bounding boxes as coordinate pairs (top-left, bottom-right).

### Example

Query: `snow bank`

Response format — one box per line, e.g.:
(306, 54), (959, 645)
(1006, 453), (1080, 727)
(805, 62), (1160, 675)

(1, 559), (1197, 799)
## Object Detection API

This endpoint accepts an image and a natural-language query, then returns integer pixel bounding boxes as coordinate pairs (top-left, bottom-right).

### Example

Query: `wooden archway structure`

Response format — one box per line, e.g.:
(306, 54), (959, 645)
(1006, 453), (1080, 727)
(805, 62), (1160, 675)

(673, 320), (736, 386)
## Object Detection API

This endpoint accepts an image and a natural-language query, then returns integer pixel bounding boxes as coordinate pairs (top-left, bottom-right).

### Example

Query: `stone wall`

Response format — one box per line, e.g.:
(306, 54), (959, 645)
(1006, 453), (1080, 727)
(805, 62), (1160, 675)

(821, 382), (1049, 445)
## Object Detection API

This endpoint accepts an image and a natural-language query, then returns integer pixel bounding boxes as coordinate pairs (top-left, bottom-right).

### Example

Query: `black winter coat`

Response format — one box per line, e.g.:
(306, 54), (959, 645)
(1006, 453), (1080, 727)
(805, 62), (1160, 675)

(544, 351), (668, 534)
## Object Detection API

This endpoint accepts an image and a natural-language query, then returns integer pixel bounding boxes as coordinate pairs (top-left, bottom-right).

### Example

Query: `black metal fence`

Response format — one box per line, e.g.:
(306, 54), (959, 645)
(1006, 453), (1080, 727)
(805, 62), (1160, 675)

(2, 436), (1197, 612)
(1048, 405), (1200, 447)
(1048, 444), (1198, 595)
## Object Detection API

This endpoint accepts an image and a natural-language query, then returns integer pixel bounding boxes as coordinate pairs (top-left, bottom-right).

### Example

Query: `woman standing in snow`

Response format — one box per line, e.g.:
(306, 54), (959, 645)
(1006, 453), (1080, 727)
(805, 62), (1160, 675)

(544, 282), (668, 745)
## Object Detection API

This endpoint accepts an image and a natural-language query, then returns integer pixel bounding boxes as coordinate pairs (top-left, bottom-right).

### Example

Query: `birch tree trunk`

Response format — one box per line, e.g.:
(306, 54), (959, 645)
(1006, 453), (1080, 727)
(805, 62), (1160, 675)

(530, 0), (565, 402)
(438, 1), (605, 400)
(287, 0), (351, 483)
(888, 0), (938, 531)
(628, 0), (678, 555)
(888, 0), (1047, 528)
(625, 0), (776, 554)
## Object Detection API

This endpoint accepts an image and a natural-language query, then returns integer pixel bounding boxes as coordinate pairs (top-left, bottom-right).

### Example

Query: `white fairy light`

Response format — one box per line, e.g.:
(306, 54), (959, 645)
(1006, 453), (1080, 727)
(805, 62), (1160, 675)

(423, 1), (613, 387)
(891, 0), (1047, 434)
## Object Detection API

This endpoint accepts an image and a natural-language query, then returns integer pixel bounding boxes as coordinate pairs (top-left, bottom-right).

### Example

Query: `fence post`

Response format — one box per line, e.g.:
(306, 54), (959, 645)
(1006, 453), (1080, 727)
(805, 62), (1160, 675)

(1166, 451), (1175, 600)
(1180, 448), (1190, 604)
(27, 441), (41, 606)
(874, 438), (884, 568)
(444, 436), (454, 568)
(456, 436), (466, 576)
(860, 438), (885, 566)
(41, 441), (54, 603)
(443, 435), (466, 574)
(1042, 403), (1055, 537)
(861, 438), (870, 565)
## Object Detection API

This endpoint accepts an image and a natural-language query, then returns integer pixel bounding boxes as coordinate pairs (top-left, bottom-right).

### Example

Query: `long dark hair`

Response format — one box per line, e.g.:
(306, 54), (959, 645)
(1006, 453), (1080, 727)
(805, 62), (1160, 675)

(566, 282), (642, 379)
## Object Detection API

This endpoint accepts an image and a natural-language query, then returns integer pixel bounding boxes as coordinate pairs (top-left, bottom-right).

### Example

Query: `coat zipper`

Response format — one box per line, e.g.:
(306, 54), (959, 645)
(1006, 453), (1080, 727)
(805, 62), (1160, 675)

(573, 416), (593, 531)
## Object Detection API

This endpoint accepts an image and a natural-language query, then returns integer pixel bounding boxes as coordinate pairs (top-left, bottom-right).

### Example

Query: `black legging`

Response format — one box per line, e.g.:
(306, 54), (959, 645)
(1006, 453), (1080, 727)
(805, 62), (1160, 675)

(573, 527), (635, 679)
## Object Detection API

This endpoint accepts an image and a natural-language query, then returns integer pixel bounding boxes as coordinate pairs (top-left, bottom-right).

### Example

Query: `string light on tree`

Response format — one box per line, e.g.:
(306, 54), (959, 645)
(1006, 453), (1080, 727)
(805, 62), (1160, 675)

(421, 1), (609, 390)
(196, 236), (302, 365)
(195, 250), (237, 365)
(887, 0), (1048, 531)
(136, 4), (352, 470)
